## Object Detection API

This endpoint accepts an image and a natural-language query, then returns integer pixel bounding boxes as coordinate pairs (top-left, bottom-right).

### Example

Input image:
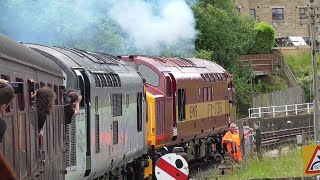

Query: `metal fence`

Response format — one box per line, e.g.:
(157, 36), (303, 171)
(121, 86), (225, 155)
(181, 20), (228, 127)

(248, 102), (315, 118)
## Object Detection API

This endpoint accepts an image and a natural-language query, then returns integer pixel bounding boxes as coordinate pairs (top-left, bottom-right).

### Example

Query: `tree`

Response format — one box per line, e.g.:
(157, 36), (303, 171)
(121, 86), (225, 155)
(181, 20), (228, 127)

(192, 0), (255, 68)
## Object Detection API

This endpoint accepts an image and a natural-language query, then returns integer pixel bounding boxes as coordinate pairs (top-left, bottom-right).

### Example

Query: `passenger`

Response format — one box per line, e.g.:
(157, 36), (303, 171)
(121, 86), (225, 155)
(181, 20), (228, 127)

(222, 123), (253, 162)
(63, 90), (82, 124)
(0, 79), (15, 140)
(36, 87), (56, 134)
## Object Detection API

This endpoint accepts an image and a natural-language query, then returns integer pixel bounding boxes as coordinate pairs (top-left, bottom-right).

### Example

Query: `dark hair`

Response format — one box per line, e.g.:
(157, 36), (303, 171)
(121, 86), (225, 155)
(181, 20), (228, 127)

(67, 92), (79, 104)
(64, 89), (79, 104)
(0, 80), (15, 105)
(36, 87), (56, 115)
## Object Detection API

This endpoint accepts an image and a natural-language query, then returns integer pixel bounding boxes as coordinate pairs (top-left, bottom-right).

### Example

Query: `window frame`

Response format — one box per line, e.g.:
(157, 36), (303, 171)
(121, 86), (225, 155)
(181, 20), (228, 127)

(272, 8), (284, 20)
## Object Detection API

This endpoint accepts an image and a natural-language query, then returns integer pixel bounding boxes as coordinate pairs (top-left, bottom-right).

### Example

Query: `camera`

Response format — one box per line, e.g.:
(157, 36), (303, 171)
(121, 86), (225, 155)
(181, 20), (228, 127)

(9, 82), (24, 94)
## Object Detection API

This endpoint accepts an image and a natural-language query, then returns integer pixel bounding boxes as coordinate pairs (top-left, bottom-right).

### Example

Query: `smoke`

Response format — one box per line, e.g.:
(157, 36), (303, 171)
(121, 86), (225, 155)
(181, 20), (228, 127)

(0, 0), (197, 56)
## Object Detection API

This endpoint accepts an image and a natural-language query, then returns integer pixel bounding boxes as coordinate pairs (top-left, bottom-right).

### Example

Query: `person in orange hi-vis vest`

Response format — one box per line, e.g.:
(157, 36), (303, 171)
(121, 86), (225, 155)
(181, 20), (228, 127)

(222, 123), (253, 162)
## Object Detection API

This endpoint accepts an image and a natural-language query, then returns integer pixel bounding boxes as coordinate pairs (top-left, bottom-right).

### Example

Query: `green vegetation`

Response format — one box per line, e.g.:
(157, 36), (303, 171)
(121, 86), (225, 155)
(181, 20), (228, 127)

(215, 147), (304, 180)
(250, 22), (275, 54)
(192, 0), (278, 117)
(283, 50), (317, 102)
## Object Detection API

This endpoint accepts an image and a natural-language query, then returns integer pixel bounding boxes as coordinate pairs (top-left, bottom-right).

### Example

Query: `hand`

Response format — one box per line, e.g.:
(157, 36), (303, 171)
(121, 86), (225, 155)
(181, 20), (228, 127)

(229, 139), (234, 142)
(249, 128), (253, 132)
(76, 95), (82, 102)
(38, 130), (43, 138)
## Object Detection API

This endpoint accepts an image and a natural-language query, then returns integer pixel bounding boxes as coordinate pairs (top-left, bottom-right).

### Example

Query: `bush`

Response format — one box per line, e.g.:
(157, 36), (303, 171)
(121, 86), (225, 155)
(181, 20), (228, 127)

(250, 22), (275, 54)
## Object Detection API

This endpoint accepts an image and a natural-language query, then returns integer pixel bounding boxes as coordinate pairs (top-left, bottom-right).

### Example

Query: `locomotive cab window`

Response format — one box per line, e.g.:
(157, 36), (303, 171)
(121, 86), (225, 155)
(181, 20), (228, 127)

(178, 88), (186, 121)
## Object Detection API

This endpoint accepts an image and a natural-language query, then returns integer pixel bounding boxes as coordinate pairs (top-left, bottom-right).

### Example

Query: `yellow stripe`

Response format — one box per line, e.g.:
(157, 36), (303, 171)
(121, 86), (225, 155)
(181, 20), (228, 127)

(183, 100), (229, 121)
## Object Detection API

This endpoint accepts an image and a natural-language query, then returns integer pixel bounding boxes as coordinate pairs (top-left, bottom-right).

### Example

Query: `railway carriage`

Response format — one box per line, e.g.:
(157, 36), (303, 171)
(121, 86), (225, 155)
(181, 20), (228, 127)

(25, 44), (148, 180)
(0, 34), (65, 180)
(119, 55), (236, 177)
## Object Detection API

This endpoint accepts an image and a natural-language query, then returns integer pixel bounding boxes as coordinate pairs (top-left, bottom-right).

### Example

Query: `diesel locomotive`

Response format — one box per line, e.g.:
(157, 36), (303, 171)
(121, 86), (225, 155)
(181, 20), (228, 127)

(0, 33), (236, 180)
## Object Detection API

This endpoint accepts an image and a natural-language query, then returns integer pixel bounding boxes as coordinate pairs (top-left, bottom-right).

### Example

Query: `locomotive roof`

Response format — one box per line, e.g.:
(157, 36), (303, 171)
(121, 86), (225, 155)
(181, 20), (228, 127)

(25, 44), (130, 73)
(126, 55), (226, 74)
(0, 34), (63, 77)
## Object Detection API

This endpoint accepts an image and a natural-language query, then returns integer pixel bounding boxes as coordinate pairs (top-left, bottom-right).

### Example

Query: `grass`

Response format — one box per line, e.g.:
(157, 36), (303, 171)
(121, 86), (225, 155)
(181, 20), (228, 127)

(212, 146), (304, 180)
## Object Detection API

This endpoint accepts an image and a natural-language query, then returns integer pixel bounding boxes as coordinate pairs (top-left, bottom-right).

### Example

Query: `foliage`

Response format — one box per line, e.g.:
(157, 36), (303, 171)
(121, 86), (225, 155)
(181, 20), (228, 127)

(283, 50), (318, 102)
(259, 74), (289, 93)
(192, 0), (255, 68)
(250, 22), (275, 54)
(194, 49), (213, 60)
(192, 0), (259, 117)
(218, 146), (303, 179)
(230, 63), (258, 117)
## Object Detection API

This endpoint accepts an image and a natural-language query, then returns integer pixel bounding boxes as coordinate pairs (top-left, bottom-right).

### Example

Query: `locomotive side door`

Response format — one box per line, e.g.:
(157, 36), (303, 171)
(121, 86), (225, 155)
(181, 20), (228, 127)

(65, 69), (89, 178)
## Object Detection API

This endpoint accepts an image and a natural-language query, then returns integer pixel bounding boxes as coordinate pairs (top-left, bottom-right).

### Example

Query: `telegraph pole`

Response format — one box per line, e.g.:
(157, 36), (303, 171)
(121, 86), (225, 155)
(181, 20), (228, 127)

(310, 0), (320, 143)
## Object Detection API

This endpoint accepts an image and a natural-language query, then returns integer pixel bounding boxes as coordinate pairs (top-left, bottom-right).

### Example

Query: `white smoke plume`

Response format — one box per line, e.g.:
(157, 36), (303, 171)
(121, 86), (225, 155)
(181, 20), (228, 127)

(0, 0), (197, 56)
(108, 0), (197, 54)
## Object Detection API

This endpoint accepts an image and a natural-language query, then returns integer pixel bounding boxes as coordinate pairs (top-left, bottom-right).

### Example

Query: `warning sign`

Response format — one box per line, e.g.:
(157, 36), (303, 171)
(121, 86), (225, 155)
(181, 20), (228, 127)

(155, 153), (189, 180)
(303, 144), (320, 175)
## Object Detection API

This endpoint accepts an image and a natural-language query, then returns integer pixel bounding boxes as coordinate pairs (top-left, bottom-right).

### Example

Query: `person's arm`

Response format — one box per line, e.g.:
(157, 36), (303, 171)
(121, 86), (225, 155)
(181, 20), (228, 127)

(73, 95), (82, 116)
(244, 128), (253, 137)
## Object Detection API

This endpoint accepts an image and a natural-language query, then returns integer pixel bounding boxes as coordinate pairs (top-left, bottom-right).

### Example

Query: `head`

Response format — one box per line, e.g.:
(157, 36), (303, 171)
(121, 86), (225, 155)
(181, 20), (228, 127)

(36, 87), (56, 115)
(229, 123), (237, 133)
(0, 80), (15, 111)
(64, 89), (79, 104)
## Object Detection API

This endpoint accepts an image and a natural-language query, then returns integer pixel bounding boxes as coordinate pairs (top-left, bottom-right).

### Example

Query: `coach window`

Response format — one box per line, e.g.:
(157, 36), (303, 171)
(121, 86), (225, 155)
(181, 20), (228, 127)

(16, 78), (25, 111)
(1, 75), (11, 112)
(40, 82), (45, 88)
(178, 89), (186, 121)
(137, 64), (160, 87)
(54, 85), (59, 105)
(272, 8), (284, 20)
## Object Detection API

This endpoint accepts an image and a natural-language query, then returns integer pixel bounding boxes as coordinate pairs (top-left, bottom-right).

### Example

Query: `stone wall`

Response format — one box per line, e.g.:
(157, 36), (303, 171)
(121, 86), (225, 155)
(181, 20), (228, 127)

(234, 0), (320, 38)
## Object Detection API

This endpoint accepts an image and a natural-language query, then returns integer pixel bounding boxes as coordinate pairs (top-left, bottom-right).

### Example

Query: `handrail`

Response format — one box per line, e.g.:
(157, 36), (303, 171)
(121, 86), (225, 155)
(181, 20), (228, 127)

(248, 102), (315, 118)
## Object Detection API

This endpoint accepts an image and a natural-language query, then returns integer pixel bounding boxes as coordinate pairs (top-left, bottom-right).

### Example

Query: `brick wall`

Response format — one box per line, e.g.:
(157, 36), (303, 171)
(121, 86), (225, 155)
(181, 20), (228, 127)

(234, 0), (320, 38)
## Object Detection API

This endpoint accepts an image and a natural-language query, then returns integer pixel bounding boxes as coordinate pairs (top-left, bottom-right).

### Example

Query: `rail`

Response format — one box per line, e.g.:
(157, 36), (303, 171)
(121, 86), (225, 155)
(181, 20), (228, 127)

(248, 102), (317, 118)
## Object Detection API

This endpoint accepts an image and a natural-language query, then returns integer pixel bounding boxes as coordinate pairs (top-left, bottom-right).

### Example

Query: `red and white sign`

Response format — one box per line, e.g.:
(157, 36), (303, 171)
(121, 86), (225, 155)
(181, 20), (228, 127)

(306, 146), (320, 174)
(155, 153), (189, 180)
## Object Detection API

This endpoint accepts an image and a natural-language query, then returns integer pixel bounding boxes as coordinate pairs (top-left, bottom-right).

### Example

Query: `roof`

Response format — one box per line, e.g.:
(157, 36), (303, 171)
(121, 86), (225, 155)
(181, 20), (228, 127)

(0, 34), (62, 77)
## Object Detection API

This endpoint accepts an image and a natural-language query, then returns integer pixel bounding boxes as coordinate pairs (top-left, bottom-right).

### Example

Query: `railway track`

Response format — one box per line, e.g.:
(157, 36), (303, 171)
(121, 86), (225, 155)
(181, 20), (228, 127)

(260, 126), (314, 148)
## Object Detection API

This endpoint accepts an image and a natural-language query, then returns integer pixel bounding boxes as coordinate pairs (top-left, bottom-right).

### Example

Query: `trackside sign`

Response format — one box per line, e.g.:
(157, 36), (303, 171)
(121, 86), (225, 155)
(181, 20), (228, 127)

(303, 144), (320, 175)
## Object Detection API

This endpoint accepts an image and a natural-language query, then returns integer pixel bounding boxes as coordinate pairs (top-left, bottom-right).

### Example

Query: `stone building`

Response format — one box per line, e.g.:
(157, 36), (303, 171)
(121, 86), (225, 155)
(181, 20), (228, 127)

(234, 0), (320, 39)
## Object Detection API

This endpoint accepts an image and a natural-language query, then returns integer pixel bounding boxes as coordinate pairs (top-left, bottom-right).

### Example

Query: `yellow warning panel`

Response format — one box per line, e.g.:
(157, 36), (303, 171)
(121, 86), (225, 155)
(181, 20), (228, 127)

(302, 144), (320, 176)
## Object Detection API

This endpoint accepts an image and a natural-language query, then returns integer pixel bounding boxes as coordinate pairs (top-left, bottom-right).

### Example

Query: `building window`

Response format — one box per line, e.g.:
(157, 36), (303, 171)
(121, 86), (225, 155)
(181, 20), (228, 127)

(299, 8), (306, 19)
(272, 8), (284, 20)
(250, 9), (256, 19)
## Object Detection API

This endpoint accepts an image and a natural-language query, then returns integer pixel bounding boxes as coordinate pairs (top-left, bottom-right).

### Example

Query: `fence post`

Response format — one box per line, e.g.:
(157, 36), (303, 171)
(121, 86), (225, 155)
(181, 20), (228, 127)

(255, 126), (262, 160)
(259, 107), (261, 118)
(285, 105), (288, 116)
(295, 104), (298, 115)
(272, 106), (275, 117)
(307, 103), (310, 114)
